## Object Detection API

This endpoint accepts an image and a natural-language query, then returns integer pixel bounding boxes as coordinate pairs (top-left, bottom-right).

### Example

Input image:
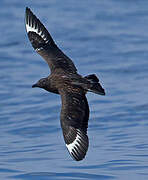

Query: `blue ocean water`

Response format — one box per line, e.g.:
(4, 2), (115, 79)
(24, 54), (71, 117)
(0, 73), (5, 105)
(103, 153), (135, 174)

(0, 0), (148, 179)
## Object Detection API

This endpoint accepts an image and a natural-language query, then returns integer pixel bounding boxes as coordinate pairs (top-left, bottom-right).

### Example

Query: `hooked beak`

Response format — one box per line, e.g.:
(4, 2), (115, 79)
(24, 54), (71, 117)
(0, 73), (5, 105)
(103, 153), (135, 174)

(98, 83), (105, 96)
(95, 83), (106, 96)
(99, 88), (105, 95)
(32, 83), (38, 88)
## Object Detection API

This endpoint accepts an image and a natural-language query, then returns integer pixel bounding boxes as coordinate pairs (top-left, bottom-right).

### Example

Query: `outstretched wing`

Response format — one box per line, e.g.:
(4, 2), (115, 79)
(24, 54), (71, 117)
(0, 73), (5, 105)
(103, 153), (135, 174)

(25, 7), (77, 73)
(59, 88), (89, 161)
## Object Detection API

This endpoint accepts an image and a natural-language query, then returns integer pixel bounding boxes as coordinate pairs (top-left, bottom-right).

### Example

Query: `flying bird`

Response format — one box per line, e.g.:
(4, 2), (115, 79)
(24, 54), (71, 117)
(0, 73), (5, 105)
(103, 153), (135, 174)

(25, 7), (105, 161)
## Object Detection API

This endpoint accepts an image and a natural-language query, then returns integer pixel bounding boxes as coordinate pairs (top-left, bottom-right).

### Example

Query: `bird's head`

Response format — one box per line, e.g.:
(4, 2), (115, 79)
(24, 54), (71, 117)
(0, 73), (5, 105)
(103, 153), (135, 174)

(32, 78), (48, 89)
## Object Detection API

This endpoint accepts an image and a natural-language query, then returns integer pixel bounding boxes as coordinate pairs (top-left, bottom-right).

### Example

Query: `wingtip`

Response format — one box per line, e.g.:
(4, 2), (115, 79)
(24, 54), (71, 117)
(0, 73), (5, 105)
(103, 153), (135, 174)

(26, 7), (31, 13)
(66, 129), (89, 161)
(25, 7), (30, 29)
(25, 7), (34, 26)
(25, 7), (31, 17)
(25, 7), (55, 49)
(26, 7), (29, 11)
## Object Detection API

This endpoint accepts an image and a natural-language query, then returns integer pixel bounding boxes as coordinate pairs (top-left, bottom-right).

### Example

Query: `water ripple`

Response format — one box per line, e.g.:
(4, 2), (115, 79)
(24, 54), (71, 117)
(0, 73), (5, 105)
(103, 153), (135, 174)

(1, 1), (148, 180)
(11, 172), (115, 180)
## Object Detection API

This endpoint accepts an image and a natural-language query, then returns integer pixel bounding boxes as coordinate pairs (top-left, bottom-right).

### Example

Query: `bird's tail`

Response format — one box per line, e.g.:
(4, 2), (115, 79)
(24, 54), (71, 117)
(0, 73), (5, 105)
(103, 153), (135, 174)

(84, 74), (105, 95)
(25, 7), (55, 51)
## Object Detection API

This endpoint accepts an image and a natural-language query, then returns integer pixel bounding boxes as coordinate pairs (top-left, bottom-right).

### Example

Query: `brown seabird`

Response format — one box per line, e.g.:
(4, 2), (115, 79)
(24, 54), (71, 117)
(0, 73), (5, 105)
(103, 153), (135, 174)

(25, 7), (105, 161)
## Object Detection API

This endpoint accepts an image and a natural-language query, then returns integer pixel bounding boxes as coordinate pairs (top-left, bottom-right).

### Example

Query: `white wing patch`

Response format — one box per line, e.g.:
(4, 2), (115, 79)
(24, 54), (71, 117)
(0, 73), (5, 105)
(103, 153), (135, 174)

(26, 22), (48, 43)
(66, 129), (82, 154)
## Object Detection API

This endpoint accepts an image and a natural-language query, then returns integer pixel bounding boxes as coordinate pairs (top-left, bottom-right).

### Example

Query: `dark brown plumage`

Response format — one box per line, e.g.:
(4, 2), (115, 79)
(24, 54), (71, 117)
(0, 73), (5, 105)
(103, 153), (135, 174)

(25, 7), (105, 161)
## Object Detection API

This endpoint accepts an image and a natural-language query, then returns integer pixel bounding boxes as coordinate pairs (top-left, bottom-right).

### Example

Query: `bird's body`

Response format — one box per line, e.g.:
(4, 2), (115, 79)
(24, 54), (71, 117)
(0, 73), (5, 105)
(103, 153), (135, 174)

(25, 7), (105, 161)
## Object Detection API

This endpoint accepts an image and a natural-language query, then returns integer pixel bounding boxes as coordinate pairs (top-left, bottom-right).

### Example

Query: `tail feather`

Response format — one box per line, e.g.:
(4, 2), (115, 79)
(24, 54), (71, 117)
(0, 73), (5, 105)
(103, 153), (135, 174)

(85, 74), (105, 95)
